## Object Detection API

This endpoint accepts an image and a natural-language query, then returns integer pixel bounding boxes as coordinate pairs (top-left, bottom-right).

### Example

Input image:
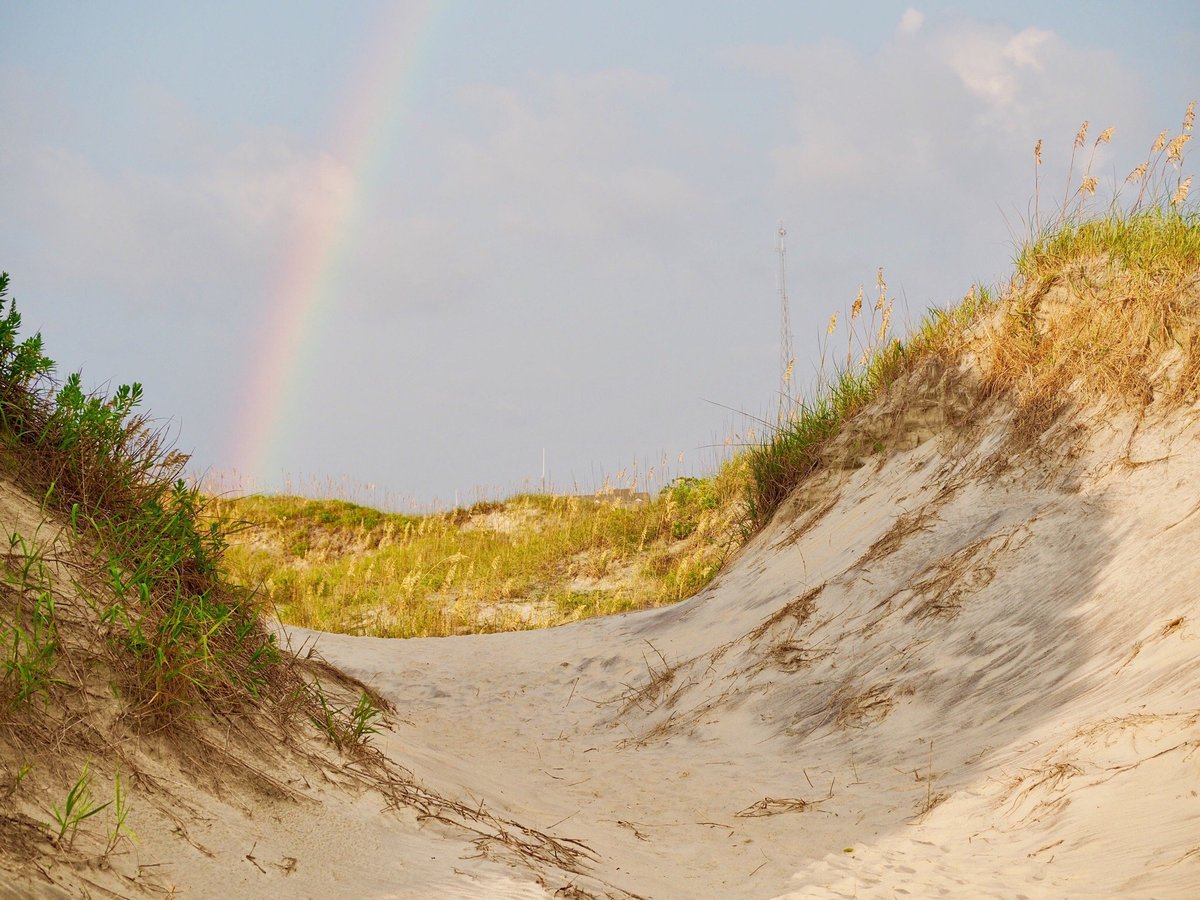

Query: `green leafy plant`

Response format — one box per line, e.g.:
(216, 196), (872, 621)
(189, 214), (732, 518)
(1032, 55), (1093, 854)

(308, 683), (383, 750)
(0, 273), (288, 721)
(2, 760), (33, 799)
(49, 761), (111, 846)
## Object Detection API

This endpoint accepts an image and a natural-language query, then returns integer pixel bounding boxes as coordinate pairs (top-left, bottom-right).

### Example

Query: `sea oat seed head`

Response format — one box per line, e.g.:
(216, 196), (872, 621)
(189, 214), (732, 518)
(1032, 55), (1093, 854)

(1172, 176), (1193, 208)
(1074, 121), (1089, 147)
(827, 312), (839, 335)
(1167, 133), (1192, 163)
(783, 358), (795, 383)
(1184, 100), (1196, 134)
(1034, 139), (1043, 165)
(878, 305), (893, 344)
(1097, 126), (1115, 145)
(1081, 175), (1098, 195)
(851, 288), (863, 320)
(1126, 162), (1148, 183)
(1153, 129), (1169, 153)
(875, 268), (887, 311)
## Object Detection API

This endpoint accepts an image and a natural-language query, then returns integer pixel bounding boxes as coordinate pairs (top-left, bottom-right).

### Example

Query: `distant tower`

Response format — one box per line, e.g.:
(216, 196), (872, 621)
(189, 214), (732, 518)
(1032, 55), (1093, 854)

(777, 223), (794, 404)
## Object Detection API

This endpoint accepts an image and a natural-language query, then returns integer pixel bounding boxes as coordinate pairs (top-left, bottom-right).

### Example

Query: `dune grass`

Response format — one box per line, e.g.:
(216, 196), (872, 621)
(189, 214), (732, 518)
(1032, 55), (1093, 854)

(746, 106), (1198, 526)
(0, 270), (402, 797)
(213, 463), (749, 638)
(0, 272), (290, 719)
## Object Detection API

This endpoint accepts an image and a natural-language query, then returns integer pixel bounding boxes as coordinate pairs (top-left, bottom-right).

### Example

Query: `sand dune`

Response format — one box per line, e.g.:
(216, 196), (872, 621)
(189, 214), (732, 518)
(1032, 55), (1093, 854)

(5, 382), (1198, 899)
(284, 393), (1200, 897)
(6, 266), (1200, 898)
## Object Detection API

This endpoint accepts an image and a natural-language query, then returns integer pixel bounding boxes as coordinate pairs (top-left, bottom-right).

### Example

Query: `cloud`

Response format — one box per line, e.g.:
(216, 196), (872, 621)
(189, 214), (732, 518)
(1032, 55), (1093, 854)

(0, 15), (1168, 502)
(328, 68), (712, 320)
(0, 80), (354, 313)
(938, 25), (1054, 111)
(717, 13), (1150, 363)
(898, 8), (924, 36)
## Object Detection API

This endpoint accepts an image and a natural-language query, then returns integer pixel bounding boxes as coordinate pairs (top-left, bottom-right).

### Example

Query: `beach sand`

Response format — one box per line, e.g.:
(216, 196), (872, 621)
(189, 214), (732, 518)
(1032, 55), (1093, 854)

(279, 400), (1200, 897)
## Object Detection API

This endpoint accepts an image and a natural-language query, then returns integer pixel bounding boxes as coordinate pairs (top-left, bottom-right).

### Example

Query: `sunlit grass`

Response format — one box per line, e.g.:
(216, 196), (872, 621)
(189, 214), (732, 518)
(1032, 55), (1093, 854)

(213, 461), (750, 638)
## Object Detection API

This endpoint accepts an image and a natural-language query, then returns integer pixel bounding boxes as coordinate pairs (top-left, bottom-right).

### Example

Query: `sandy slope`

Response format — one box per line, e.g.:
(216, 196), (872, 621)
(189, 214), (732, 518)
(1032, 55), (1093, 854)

(297, 399), (1200, 898)
(6, 349), (1199, 898)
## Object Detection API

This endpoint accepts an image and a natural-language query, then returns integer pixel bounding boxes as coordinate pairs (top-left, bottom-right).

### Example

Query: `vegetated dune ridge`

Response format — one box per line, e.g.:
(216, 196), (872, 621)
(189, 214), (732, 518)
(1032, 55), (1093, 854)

(303, 266), (1200, 898)
(4, 254), (1200, 896)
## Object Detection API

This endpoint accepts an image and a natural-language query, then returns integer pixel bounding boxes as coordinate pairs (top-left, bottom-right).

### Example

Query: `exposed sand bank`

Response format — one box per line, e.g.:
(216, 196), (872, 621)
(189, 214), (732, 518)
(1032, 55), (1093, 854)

(281, 397), (1200, 898)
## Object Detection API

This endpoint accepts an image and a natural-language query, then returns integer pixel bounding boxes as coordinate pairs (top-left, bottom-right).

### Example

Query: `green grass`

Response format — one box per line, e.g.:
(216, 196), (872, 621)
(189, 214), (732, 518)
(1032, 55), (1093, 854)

(48, 760), (110, 847)
(213, 464), (749, 638)
(1019, 205), (1200, 282)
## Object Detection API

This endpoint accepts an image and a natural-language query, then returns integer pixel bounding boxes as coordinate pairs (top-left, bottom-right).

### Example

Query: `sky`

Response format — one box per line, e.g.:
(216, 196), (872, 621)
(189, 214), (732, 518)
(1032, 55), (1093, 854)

(2, 1), (1198, 509)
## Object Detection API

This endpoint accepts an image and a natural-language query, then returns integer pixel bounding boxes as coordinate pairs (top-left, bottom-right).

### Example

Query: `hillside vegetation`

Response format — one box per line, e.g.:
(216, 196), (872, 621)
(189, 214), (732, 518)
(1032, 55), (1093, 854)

(748, 113), (1198, 524)
(212, 469), (747, 638)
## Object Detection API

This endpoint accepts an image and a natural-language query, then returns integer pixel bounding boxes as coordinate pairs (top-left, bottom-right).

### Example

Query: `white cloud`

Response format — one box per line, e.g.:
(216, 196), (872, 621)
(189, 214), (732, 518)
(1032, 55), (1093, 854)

(899, 8), (925, 36)
(940, 25), (1055, 111)
(719, 14), (1149, 368)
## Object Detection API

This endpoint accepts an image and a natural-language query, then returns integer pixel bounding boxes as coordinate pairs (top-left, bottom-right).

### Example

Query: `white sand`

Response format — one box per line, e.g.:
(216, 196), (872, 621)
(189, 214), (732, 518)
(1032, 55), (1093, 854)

(268, 402), (1200, 898)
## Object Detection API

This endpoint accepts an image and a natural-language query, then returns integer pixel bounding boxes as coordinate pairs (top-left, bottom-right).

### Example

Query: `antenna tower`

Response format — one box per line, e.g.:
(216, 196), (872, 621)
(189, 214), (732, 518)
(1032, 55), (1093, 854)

(776, 222), (794, 404)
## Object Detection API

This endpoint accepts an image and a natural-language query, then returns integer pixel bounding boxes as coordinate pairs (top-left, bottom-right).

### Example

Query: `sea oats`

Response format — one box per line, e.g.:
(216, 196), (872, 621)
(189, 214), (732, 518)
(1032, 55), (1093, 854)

(1184, 100), (1196, 134)
(1074, 121), (1089, 148)
(1167, 133), (1191, 163)
(851, 287), (863, 321)
(1171, 176), (1192, 208)
(875, 268), (887, 312)
(1081, 175), (1098, 195)
(1126, 162), (1148, 183)
(1034, 139), (1043, 165)
(827, 312), (839, 335)
(1097, 127), (1115, 145)
(1153, 129), (1169, 153)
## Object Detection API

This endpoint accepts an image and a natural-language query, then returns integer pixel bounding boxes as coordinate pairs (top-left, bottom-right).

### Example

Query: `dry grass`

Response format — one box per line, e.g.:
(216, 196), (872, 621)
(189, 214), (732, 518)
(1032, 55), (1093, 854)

(735, 797), (822, 818)
(211, 460), (750, 638)
(833, 684), (895, 729)
(749, 585), (822, 642)
(748, 105), (1199, 525)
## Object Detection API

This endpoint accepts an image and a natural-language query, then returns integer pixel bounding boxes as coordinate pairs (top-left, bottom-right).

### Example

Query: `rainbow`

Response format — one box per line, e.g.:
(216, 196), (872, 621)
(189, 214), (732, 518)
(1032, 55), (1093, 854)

(231, 1), (442, 488)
